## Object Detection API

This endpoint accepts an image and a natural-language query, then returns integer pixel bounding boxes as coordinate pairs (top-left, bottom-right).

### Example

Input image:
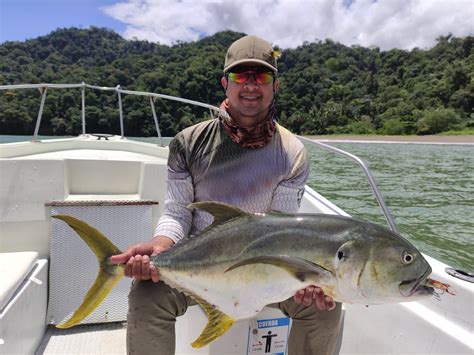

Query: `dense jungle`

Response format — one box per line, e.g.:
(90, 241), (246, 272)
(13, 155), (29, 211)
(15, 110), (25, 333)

(0, 28), (472, 137)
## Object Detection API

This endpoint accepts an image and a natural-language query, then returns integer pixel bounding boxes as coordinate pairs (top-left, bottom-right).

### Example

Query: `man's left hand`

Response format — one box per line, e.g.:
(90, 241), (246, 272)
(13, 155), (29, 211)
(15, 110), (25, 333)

(294, 286), (336, 311)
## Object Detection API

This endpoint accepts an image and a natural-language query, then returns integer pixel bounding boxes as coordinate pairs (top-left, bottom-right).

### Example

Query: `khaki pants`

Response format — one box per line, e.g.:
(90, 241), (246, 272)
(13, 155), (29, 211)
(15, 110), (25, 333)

(127, 280), (343, 355)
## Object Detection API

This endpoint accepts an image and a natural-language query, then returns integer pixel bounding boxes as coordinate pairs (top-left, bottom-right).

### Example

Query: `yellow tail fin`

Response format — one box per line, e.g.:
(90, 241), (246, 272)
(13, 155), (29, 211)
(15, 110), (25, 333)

(191, 295), (235, 348)
(52, 215), (124, 328)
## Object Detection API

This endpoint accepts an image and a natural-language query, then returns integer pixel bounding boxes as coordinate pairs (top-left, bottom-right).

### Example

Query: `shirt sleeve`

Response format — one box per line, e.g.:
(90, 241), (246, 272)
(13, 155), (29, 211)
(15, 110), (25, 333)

(154, 134), (194, 243)
(270, 147), (309, 213)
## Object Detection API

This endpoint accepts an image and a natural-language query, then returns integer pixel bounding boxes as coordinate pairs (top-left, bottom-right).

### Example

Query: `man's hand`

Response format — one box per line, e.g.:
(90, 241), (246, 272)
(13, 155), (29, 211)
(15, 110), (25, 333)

(294, 286), (336, 311)
(110, 235), (174, 282)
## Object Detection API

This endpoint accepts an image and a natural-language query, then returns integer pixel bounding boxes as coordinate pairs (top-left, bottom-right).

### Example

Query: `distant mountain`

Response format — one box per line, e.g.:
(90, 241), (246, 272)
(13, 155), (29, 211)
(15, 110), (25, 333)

(0, 28), (472, 136)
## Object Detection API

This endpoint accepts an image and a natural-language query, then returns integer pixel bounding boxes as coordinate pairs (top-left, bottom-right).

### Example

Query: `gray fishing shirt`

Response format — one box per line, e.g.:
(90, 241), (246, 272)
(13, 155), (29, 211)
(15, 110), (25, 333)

(155, 118), (309, 243)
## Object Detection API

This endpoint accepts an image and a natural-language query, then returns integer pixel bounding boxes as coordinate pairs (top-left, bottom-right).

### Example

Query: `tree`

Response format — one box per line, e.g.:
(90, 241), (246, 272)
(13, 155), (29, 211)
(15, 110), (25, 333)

(416, 108), (461, 135)
(0, 28), (472, 136)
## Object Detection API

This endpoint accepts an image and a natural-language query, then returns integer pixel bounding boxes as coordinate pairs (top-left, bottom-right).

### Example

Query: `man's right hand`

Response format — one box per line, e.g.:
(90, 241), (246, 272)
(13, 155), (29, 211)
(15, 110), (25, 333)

(110, 236), (174, 282)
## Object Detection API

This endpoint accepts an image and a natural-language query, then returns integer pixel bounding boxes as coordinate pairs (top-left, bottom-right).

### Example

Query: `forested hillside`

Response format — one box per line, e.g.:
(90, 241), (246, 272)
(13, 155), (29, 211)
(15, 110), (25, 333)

(0, 27), (472, 136)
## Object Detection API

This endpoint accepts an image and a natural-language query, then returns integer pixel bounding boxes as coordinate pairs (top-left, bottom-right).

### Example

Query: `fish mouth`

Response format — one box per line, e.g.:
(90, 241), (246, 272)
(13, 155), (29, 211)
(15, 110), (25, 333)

(399, 267), (432, 297)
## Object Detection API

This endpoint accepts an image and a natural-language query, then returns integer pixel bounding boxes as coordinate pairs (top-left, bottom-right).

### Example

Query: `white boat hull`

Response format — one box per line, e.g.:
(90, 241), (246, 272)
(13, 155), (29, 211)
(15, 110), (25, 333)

(1, 135), (472, 354)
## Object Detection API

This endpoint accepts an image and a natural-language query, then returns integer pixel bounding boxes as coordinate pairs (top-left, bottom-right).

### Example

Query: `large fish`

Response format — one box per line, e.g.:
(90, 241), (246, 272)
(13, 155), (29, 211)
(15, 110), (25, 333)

(52, 201), (450, 348)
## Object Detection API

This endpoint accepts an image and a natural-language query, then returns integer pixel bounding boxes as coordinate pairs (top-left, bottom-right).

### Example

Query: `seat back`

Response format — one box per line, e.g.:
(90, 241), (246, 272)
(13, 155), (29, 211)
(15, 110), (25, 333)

(47, 201), (157, 325)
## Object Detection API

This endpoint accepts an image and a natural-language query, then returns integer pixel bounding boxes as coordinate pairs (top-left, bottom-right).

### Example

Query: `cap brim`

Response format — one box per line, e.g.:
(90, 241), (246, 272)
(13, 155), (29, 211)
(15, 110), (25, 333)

(224, 59), (277, 73)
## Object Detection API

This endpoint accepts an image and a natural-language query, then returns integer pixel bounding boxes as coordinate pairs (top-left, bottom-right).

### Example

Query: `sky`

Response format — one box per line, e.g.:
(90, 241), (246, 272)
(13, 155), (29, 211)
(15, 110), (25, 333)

(1, 0), (473, 50)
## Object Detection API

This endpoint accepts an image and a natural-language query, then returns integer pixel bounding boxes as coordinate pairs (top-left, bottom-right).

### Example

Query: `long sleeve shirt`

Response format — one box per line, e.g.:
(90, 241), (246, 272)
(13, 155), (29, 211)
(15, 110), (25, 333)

(154, 118), (309, 243)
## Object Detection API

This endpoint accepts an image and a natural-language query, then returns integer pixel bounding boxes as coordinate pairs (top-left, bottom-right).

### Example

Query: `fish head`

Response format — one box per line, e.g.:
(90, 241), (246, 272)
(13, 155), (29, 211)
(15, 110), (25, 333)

(333, 228), (434, 303)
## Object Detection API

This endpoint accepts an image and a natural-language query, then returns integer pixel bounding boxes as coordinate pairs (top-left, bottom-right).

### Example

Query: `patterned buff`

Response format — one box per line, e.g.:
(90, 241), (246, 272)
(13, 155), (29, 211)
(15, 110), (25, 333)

(219, 99), (276, 149)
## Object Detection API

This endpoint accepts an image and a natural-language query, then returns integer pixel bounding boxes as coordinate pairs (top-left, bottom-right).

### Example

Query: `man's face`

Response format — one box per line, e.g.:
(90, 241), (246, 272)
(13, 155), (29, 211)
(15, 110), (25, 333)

(221, 65), (279, 126)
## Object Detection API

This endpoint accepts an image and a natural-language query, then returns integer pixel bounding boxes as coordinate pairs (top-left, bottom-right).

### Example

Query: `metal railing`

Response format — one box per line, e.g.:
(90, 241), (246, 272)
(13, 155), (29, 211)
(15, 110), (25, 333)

(0, 82), (398, 232)
(298, 136), (398, 233)
(0, 82), (224, 146)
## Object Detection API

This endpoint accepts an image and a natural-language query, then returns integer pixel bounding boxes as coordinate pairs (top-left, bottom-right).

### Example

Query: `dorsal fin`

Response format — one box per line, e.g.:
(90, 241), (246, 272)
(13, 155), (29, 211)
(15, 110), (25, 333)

(188, 201), (247, 225)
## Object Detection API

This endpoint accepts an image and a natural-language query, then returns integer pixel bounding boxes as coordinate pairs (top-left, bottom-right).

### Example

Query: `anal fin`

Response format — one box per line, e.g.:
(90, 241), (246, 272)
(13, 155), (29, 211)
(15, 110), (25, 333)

(191, 295), (236, 348)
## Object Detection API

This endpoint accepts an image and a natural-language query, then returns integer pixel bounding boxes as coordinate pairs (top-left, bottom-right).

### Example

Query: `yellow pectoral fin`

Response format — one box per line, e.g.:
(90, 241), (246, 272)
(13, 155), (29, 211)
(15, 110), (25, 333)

(191, 296), (236, 348)
(57, 265), (124, 328)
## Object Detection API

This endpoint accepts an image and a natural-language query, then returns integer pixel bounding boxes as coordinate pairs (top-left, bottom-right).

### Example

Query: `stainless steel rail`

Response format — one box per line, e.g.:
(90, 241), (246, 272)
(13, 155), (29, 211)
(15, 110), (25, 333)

(0, 82), (398, 232)
(0, 82), (224, 145)
(298, 136), (398, 233)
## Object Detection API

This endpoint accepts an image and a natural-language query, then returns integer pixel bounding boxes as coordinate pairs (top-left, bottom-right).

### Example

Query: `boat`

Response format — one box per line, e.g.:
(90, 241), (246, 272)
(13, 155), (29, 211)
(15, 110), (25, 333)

(1, 83), (472, 354)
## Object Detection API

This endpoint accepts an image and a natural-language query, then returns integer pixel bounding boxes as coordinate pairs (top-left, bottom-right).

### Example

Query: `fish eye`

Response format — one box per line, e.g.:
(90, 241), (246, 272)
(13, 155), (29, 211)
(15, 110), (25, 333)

(337, 251), (345, 260)
(402, 252), (414, 264)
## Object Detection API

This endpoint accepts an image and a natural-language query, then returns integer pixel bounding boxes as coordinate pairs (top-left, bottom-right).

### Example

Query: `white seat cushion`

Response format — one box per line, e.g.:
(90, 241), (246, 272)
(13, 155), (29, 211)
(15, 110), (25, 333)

(0, 251), (38, 310)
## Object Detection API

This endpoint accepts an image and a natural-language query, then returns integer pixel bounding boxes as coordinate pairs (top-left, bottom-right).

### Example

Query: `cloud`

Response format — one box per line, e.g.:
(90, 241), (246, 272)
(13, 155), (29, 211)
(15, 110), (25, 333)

(102, 0), (474, 50)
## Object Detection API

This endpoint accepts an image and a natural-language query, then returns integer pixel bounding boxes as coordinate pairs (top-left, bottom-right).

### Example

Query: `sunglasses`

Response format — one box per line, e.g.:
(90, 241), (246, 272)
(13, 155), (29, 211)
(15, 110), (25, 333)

(227, 70), (274, 85)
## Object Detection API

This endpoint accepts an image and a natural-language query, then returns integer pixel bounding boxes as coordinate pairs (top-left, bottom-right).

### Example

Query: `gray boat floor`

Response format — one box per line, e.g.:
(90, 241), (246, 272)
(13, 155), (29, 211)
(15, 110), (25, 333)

(36, 323), (126, 355)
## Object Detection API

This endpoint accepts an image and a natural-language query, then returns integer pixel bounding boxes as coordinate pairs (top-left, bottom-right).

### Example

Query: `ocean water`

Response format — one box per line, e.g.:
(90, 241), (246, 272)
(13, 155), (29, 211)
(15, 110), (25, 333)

(304, 142), (473, 272)
(2, 135), (472, 271)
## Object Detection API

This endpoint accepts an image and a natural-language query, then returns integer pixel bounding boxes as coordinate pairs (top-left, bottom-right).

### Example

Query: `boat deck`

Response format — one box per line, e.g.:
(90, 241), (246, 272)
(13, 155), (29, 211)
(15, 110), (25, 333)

(37, 323), (126, 355)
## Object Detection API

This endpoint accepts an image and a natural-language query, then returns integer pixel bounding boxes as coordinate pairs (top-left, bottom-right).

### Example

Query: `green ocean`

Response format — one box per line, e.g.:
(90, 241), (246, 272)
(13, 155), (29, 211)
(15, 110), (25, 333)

(304, 141), (473, 272)
(2, 135), (472, 271)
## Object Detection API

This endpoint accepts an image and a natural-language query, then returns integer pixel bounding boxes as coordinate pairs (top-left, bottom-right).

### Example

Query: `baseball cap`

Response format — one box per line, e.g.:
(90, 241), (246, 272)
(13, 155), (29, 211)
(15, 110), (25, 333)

(224, 35), (280, 73)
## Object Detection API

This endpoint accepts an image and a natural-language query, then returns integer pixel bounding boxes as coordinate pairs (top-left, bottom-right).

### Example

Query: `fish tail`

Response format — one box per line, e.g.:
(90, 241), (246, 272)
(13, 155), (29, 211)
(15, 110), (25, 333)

(52, 215), (124, 328)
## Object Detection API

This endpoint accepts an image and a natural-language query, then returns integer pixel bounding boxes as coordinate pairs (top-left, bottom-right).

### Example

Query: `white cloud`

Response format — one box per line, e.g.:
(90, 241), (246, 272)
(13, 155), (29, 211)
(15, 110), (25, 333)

(102, 0), (474, 50)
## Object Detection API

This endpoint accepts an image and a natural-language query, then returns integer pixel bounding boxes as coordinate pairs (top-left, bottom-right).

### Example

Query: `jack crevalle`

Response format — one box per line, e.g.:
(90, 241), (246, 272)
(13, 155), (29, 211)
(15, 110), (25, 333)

(52, 201), (450, 348)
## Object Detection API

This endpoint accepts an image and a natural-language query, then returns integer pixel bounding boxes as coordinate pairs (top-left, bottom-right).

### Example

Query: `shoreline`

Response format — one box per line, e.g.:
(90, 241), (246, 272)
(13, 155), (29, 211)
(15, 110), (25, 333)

(304, 134), (474, 145)
(1, 134), (473, 145)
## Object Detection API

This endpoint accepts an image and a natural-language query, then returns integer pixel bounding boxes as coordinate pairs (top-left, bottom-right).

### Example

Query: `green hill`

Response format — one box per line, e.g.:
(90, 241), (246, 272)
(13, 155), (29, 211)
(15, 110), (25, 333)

(0, 28), (472, 136)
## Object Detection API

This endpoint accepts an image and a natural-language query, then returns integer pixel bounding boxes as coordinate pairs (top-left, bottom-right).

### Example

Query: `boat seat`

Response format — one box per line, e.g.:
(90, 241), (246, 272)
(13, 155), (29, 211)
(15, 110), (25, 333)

(0, 251), (38, 310)
(0, 252), (48, 354)
(47, 201), (158, 325)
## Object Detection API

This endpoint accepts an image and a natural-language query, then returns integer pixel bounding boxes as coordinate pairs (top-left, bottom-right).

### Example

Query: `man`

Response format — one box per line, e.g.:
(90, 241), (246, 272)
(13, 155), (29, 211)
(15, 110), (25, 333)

(111, 35), (343, 355)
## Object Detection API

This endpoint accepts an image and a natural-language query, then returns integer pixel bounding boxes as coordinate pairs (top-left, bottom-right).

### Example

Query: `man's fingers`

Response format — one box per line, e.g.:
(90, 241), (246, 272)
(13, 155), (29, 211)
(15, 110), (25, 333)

(111, 244), (145, 265)
(150, 265), (160, 283)
(294, 286), (336, 311)
(111, 243), (157, 266)
(110, 248), (134, 264)
(294, 289), (304, 304)
(302, 286), (314, 306)
(132, 255), (143, 280)
(325, 295), (336, 310)
(141, 255), (150, 280)
(313, 287), (327, 310)
(110, 240), (169, 281)
(124, 256), (135, 278)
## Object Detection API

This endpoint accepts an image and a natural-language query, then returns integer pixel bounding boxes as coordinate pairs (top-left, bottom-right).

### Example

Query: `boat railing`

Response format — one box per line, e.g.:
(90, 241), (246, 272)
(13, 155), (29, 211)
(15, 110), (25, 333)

(0, 82), (398, 233)
(0, 82), (224, 147)
(298, 136), (398, 232)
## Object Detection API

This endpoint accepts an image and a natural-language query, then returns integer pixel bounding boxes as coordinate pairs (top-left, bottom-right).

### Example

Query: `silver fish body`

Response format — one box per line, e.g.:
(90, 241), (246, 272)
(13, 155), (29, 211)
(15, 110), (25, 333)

(155, 202), (433, 320)
(52, 201), (437, 348)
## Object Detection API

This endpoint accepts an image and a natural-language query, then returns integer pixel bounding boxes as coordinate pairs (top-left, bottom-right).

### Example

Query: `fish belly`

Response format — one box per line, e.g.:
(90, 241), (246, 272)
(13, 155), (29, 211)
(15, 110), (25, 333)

(161, 262), (306, 319)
